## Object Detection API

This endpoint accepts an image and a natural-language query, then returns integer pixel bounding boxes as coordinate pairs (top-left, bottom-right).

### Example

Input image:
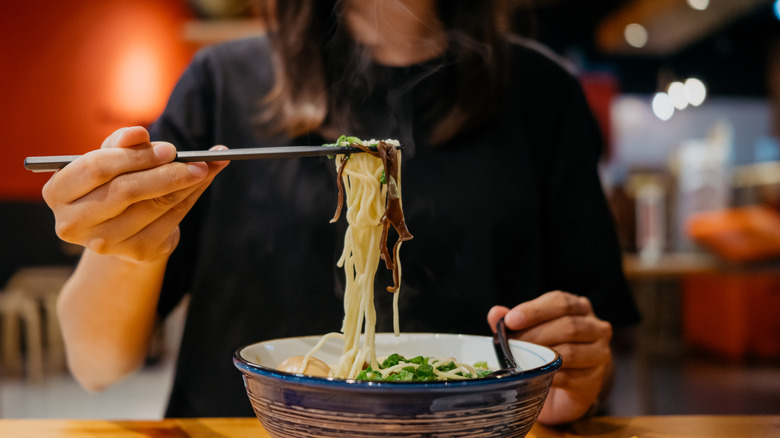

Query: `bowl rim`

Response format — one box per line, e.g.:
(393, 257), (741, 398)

(233, 332), (562, 391)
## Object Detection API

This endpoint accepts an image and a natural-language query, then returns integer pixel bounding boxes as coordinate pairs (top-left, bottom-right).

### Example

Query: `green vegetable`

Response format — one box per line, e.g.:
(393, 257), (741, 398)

(382, 353), (404, 368)
(476, 368), (492, 378)
(323, 135), (363, 159)
(356, 366), (383, 381)
(409, 355), (426, 366)
(437, 361), (457, 372)
(354, 353), (492, 382)
(386, 369), (414, 382)
(415, 363), (434, 380)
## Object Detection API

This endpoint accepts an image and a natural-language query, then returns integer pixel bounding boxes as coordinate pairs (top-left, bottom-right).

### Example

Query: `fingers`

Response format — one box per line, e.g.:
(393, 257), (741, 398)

(42, 127), (231, 263)
(503, 291), (592, 332)
(486, 305), (510, 333)
(45, 127), (178, 204)
(513, 314), (612, 347)
(550, 337), (611, 369)
(101, 126), (150, 149)
(77, 161), (208, 220)
(83, 184), (199, 257)
(494, 291), (612, 369)
(90, 191), (199, 261)
(511, 316), (611, 369)
(52, 161), (209, 244)
(51, 142), (179, 202)
(493, 290), (614, 425)
(85, 161), (225, 260)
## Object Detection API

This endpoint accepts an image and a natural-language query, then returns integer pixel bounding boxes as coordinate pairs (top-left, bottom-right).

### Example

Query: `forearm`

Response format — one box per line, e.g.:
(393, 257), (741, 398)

(57, 249), (169, 391)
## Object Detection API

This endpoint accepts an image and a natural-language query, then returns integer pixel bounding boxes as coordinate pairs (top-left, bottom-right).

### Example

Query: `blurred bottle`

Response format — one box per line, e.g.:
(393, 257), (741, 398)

(635, 178), (665, 263)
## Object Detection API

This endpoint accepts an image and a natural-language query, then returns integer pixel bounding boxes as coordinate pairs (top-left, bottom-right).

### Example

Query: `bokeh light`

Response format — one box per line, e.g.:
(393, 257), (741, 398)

(684, 78), (707, 106)
(667, 81), (689, 110)
(687, 0), (709, 11)
(652, 92), (675, 121)
(624, 23), (648, 48)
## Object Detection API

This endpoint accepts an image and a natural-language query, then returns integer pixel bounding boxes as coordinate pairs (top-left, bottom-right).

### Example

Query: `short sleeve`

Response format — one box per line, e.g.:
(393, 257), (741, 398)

(148, 52), (215, 318)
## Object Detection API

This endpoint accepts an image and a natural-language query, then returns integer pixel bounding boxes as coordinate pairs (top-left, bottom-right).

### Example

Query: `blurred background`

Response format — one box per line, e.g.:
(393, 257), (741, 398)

(1, 0), (779, 419)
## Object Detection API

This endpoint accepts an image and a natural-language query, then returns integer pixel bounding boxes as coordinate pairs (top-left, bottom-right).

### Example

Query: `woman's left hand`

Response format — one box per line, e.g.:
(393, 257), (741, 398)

(487, 290), (613, 425)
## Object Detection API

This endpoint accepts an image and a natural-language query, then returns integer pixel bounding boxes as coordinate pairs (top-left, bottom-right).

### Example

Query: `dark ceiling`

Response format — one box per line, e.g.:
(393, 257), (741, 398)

(515, 0), (780, 97)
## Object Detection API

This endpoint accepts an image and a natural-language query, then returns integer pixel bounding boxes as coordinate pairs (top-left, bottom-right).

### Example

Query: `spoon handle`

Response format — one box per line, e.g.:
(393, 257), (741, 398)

(493, 317), (518, 370)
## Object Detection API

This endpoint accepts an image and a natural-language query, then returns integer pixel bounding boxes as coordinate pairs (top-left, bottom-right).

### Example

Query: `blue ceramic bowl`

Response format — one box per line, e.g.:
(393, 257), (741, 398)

(234, 333), (561, 438)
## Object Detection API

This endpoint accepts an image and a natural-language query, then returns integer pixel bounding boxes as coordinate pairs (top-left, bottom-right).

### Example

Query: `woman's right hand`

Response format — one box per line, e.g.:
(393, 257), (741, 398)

(42, 126), (229, 263)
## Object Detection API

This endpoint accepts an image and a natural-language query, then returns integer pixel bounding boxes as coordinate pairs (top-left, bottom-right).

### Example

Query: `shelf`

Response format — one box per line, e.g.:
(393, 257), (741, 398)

(183, 19), (265, 45)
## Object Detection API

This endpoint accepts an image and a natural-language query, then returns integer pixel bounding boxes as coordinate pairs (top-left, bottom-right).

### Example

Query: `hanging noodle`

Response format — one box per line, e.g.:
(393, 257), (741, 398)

(291, 138), (491, 380)
(290, 137), (489, 380)
(335, 138), (410, 377)
(299, 137), (411, 379)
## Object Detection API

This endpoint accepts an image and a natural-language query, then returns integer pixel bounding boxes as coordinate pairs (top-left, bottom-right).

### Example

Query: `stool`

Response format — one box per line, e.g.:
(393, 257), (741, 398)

(0, 265), (73, 381)
(0, 289), (44, 383)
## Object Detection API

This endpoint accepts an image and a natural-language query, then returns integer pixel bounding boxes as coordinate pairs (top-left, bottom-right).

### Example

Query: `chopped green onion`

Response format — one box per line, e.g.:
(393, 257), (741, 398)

(323, 135), (363, 159)
(415, 364), (434, 380)
(382, 353), (404, 368)
(409, 356), (426, 366)
(436, 361), (457, 372)
(476, 369), (492, 378)
(354, 353), (493, 382)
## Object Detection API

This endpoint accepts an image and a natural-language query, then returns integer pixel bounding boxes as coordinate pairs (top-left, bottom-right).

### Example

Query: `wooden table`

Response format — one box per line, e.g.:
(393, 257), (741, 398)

(0, 416), (778, 437)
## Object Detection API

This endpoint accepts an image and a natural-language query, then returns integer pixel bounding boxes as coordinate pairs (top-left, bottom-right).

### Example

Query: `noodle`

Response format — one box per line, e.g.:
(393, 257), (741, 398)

(330, 138), (410, 378)
(296, 137), (409, 378)
(377, 358), (480, 381)
(292, 137), (488, 380)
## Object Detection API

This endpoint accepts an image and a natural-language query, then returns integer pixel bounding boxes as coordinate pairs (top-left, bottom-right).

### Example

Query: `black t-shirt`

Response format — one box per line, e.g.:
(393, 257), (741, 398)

(149, 36), (640, 418)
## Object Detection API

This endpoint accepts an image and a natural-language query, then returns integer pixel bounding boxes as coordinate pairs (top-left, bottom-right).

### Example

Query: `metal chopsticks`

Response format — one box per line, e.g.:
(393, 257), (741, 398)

(24, 144), (399, 172)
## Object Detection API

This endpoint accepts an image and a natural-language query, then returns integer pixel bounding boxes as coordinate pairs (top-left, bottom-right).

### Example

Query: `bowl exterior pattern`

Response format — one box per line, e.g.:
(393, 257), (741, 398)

(237, 369), (555, 438)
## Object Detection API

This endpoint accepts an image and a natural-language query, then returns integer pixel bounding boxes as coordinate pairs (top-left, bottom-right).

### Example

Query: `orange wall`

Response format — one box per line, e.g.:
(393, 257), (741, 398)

(1, 0), (196, 199)
(2, 4), (615, 199)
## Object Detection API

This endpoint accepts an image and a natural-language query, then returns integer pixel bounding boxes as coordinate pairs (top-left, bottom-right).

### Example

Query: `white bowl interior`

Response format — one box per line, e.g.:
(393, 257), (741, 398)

(240, 333), (556, 374)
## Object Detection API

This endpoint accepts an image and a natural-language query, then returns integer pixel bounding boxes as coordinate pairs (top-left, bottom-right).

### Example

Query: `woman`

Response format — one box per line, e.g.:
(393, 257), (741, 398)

(44, 0), (638, 424)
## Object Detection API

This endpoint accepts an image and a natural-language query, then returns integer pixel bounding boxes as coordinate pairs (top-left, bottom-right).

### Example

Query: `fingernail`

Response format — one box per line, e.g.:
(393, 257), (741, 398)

(187, 163), (208, 178)
(153, 143), (175, 161)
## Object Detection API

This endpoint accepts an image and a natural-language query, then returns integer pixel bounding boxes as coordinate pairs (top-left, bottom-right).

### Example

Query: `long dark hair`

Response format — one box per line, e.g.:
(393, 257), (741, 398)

(255, 0), (512, 145)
